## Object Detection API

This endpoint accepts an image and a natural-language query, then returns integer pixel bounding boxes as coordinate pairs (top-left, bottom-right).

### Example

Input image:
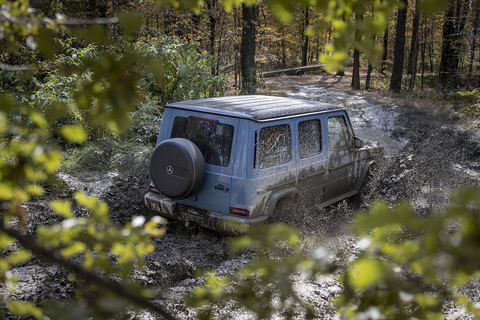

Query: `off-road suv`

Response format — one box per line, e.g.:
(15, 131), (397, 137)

(144, 95), (373, 234)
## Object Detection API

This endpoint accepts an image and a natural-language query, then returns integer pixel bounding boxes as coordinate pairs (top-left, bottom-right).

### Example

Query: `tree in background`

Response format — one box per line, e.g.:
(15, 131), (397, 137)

(351, 12), (362, 90)
(241, 3), (258, 94)
(301, 5), (310, 66)
(390, 0), (408, 92)
(439, 0), (468, 88)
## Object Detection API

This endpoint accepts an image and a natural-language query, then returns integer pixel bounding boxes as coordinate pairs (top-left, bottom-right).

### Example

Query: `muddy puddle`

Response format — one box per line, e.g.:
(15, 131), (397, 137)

(280, 81), (406, 156)
(6, 77), (480, 319)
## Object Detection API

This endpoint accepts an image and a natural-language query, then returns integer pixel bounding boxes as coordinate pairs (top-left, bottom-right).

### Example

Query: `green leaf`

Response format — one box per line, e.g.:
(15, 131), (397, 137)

(35, 29), (56, 59)
(25, 184), (45, 197)
(0, 233), (15, 250)
(7, 300), (43, 319)
(50, 199), (74, 219)
(0, 183), (14, 200)
(267, 0), (293, 23)
(419, 0), (449, 13)
(72, 24), (110, 44)
(7, 249), (32, 265)
(347, 258), (384, 289)
(61, 242), (87, 258)
(60, 125), (87, 144)
(0, 112), (8, 134)
(118, 12), (143, 37)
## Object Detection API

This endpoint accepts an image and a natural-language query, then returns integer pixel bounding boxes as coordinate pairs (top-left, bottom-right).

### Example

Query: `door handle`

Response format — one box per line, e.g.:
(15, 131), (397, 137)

(214, 185), (229, 192)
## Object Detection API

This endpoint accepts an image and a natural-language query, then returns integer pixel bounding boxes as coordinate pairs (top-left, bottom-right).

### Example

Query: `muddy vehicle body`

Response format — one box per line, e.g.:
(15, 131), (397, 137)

(145, 95), (373, 234)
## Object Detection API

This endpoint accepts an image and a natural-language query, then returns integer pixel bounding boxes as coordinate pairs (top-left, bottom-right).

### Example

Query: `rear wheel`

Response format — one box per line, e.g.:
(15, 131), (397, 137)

(150, 138), (206, 199)
(266, 193), (305, 226)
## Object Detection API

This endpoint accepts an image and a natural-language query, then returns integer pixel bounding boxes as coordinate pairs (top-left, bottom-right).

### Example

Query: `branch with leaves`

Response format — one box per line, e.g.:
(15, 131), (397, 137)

(0, 217), (177, 320)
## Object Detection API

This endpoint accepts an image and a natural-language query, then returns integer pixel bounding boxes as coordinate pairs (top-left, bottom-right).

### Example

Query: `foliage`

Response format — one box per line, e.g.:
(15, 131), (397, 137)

(134, 36), (227, 104)
(337, 188), (480, 319)
(153, 0), (452, 73)
(0, 93), (166, 318)
(187, 189), (480, 319)
(188, 223), (334, 319)
(0, 4), (173, 318)
(457, 90), (480, 118)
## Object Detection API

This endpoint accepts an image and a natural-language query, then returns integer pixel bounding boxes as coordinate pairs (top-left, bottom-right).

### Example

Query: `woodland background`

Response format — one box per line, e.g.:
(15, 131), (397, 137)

(25, 0), (480, 94)
(1, 0), (480, 319)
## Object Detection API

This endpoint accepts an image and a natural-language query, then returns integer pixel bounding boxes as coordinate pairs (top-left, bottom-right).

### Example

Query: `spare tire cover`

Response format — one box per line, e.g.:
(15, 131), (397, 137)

(150, 138), (206, 199)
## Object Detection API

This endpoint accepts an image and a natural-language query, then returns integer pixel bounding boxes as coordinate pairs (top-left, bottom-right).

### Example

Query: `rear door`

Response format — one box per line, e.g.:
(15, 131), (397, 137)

(250, 121), (296, 213)
(169, 110), (239, 214)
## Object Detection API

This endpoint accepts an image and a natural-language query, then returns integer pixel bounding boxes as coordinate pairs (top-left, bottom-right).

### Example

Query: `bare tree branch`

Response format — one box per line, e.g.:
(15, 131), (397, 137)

(58, 17), (120, 25)
(0, 63), (39, 71)
(0, 10), (119, 26)
(0, 221), (178, 320)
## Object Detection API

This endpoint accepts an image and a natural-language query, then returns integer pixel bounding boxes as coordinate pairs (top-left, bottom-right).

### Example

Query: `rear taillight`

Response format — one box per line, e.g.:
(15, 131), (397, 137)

(229, 206), (249, 216)
(149, 184), (161, 195)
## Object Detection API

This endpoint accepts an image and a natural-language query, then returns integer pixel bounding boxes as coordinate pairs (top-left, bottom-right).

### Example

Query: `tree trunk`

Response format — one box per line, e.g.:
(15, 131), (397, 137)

(421, 17), (427, 90)
(439, 0), (466, 88)
(216, 13), (225, 79)
(389, 0), (408, 92)
(280, 26), (287, 68)
(206, 0), (217, 76)
(407, 0), (421, 75)
(241, 4), (258, 94)
(381, 29), (389, 74)
(439, 1), (454, 87)
(352, 13), (362, 90)
(302, 6), (309, 66)
(366, 36), (376, 90)
(467, 4), (479, 91)
(409, 0), (421, 89)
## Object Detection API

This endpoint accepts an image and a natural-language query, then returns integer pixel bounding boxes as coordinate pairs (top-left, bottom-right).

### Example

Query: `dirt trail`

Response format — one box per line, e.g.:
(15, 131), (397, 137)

(6, 71), (480, 319)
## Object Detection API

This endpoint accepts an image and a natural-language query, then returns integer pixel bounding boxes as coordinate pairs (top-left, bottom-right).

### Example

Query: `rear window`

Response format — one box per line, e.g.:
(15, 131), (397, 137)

(255, 124), (291, 169)
(171, 116), (234, 167)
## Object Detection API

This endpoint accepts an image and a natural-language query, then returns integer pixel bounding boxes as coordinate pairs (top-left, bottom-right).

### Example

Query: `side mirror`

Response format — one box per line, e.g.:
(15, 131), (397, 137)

(353, 136), (364, 148)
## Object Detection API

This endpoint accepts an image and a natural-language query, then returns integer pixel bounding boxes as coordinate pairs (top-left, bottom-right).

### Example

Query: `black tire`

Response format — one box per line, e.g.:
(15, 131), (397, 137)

(150, 138), (206, 199)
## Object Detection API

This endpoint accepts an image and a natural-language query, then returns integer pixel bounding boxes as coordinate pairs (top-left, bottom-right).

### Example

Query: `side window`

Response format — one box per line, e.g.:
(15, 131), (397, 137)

(328, 115), (351, 149)
(256, 124), (291, 169)
(299, 119), (322, 158)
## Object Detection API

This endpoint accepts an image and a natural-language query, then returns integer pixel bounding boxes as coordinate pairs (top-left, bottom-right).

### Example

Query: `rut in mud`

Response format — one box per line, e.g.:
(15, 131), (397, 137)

(5, 74), (480, 319)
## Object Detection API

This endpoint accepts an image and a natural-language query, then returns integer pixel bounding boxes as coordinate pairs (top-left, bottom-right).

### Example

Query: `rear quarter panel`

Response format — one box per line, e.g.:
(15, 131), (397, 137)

(230, 119), (297, 218)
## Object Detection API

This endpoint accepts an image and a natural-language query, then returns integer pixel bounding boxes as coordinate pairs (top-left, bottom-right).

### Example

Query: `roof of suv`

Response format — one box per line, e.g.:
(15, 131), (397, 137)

(166, 95), (343, 121)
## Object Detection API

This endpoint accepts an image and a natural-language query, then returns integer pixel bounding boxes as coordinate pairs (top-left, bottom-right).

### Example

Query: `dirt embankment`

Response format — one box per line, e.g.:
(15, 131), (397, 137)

(5, 71), (480, 319)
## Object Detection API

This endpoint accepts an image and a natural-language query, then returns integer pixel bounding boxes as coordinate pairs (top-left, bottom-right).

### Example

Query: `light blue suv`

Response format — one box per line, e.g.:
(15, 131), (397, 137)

(145, 95), (373, 234)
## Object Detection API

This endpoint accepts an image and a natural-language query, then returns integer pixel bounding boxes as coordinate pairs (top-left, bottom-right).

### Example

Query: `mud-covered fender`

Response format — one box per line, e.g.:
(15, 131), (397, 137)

(263, 186), (297, 218)
(355, 159), (375, 191)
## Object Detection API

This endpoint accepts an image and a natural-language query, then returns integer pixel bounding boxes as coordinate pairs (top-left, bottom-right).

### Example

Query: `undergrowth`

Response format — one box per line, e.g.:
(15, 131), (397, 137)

(58, 36), (227, 178)
(62, 96), (161, 177)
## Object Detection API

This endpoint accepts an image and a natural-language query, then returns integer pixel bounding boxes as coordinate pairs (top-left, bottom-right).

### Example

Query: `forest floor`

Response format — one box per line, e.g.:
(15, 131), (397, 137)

(4, 69), (480, 319)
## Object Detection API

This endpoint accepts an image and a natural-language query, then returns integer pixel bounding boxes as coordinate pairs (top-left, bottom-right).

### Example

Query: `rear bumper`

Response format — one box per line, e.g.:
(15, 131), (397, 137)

(144, 192), (267, 235)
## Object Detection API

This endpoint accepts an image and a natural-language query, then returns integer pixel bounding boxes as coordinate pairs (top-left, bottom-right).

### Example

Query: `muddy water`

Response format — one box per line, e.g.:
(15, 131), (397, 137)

(281, 82), (406, 156)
